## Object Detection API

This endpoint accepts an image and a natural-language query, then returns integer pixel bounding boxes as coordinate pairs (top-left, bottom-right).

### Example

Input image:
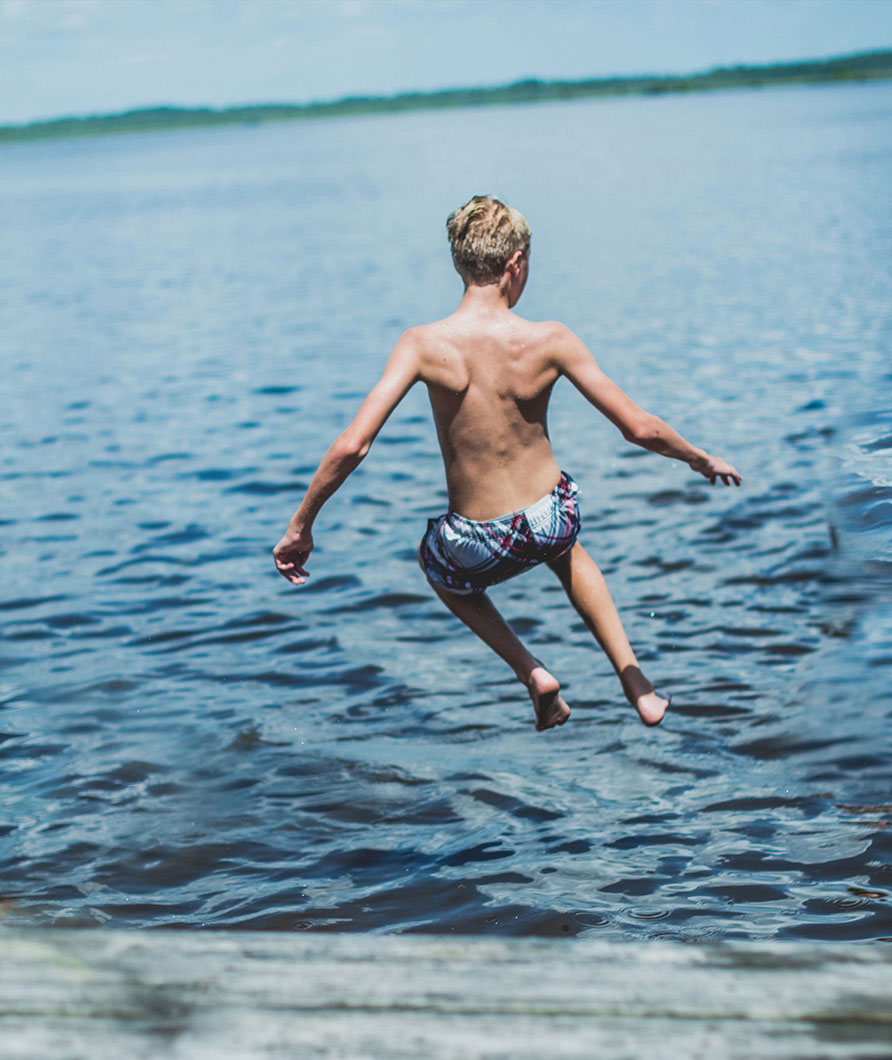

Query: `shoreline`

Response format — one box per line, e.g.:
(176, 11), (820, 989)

(1, 48), (891, 146)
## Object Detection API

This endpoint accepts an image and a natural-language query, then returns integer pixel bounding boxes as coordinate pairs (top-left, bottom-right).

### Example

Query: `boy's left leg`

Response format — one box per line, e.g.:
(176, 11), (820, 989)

(547, 542), (669, 725)
(430, 582), (570, 731)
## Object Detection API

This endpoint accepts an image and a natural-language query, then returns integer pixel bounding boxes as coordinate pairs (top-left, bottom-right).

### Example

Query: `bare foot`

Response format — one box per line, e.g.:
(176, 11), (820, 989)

(619, 665), (670, 727)
(635, 691), (670, 727)
(527, 666), (571, 731)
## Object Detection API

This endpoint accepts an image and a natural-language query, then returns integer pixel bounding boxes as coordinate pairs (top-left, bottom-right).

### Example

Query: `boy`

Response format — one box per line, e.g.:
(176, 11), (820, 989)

(273, 196), (741, 731)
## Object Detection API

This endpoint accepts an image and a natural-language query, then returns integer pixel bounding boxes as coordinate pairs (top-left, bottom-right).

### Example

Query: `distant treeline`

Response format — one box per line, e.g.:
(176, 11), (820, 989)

(2, 49), (891, 144)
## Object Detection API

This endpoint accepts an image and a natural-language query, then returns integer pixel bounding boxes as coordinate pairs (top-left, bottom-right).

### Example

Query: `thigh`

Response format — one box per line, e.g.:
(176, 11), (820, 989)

(547, 540), (602, 590)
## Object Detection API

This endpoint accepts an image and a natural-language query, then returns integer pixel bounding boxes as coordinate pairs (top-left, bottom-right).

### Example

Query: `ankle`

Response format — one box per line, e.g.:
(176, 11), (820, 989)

(621, 669), (653, 703)
(517, 657), (544, 685)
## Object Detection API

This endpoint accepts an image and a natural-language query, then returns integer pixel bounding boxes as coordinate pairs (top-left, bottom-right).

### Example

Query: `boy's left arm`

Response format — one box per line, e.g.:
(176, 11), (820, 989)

(553, 326), (741, 486)
(273, 331), (421, 585)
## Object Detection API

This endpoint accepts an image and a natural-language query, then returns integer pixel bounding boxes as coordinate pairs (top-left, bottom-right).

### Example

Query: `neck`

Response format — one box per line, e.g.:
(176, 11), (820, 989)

(458, 281), (513, 313)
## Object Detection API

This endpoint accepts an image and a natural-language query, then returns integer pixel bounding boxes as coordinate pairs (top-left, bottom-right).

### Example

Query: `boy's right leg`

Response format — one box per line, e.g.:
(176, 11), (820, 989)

(429, 581), (571, 731)
(547, 542), (669, 726)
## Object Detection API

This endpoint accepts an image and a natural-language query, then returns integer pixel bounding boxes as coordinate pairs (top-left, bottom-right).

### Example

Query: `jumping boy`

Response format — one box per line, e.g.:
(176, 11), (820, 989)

(273, 196), (741, 731)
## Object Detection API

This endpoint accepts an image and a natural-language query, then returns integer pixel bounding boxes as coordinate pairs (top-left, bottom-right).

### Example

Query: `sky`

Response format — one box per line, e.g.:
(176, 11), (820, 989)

(2, 0), (892, 125)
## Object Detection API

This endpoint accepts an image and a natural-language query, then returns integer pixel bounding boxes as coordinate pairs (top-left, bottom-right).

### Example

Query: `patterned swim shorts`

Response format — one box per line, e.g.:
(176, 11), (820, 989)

(419, 471), (581, 595)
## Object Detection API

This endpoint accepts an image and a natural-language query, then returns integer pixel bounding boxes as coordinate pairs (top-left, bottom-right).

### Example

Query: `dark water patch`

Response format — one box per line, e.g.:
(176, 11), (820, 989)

(849, 499), (892, 530)
(779, 908), (892, 941)
(600, 876), (671, 897)
(188, 467), (249, 481)
(149, 625), (305, 652)
(147, 452), (191, 465)
(441, 842), (515, 867)
(732, 734), (854, 760)
(546, 838), (591, 855)
(0, 594), (69, 612)
(210, 663), (385, 690)
(226, 479), (307, 495)
(469, 788), (563, 823)
(35, 511), (79, 521)
(839, 480), (892, 505)
(634, 557), (695, 573)
(342, 591), (430, 612)
(700, 883), (790, 903)
(2, 467), (74, 479)
(785, 425), (836, 445)
(126, 627), (197, 647)
(84, 678), (140, 694)
(274, 635), (340, 655)
(0, 739), (67, 760)
(132, 525), (209, 550)
(607, 833), (701, 850)
(863, 433), (892, 452)
(645, 489), (710, 507)
(703, 795), (821, 813)
(106, 574), (192, 588)
(724, 568), (824, 587)
(299, 574), (360, 594)
(762, 642), (815, 657)
(96, 555), (192, 576)
(122, 597), (214, 621)
(717, 625), (784, 637)
(350, 492), (389, 507)
(5, 629), (60, 642)
(221, 610), (293, 629)
(94, 843), (245, 891)
(41, 612), (99, 629)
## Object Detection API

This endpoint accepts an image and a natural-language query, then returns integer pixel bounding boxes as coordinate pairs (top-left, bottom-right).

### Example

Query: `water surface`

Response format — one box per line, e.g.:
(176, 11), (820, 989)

(0, 83), (890, 940)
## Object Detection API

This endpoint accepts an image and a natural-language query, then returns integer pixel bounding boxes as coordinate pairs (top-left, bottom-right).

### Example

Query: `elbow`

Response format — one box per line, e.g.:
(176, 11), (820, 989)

(625, 414), (661, 445)
(335, 432), (371, 464)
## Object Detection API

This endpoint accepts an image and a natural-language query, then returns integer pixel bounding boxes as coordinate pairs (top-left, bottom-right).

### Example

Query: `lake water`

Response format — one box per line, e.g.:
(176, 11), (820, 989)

(1, 82), (890, 941)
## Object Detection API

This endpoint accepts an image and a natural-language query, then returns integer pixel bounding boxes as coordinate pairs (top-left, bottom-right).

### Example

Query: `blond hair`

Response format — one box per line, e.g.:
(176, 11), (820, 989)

(446, 195), (531, 286)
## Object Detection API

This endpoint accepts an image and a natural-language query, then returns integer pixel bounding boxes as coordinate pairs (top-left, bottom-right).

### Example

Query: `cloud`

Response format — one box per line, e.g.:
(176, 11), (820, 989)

(1, 0), (102, 32)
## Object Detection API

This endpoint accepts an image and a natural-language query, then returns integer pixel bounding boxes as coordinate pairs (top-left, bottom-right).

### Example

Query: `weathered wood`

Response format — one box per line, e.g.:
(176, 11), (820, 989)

(1, 930), (890, 1058)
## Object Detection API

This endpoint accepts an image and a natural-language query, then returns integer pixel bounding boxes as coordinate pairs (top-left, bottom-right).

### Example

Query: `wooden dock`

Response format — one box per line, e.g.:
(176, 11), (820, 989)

(1, 929), (891, 1057)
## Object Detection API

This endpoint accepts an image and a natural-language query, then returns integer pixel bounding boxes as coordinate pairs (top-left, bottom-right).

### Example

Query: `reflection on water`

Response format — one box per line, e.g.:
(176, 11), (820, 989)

(0, 83), (890, 940)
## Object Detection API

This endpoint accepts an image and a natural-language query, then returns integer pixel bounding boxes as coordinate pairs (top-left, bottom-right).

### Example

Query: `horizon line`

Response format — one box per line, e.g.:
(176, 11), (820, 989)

(2, 46), (891, 141)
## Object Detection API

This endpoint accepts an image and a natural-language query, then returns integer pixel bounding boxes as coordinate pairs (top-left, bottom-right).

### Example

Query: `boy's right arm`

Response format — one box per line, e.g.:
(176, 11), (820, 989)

(273, 331), (421, 585)
(553, 326), (741, 486)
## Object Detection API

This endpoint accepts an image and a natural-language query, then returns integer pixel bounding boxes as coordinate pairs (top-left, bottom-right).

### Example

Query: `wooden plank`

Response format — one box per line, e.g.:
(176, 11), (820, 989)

(1, 930), (891, 1058)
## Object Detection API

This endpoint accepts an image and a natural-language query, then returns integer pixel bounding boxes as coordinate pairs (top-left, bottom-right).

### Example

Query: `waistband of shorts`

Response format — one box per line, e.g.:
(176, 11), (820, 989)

(446, 471), (577, 529)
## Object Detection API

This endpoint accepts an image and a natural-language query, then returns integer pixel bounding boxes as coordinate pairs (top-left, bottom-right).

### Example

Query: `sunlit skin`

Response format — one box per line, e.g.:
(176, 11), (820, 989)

(274, 246), (740, 730)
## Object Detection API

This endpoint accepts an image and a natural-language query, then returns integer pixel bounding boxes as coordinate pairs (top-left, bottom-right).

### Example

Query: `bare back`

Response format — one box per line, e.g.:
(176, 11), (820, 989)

(414, 308), (565, 520)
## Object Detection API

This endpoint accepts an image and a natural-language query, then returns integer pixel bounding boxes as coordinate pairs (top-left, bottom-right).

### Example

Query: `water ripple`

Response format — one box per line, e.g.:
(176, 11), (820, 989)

(0, 83), (891, 941)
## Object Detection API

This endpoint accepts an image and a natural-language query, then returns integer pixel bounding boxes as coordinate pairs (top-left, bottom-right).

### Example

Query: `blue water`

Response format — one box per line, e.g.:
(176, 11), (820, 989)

(0, 82), (890, 940)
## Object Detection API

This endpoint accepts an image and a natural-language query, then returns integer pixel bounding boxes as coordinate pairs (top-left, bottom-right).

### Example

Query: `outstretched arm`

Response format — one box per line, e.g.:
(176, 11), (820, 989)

(273, 331), (421, 585)
(553, 326), (741, 485)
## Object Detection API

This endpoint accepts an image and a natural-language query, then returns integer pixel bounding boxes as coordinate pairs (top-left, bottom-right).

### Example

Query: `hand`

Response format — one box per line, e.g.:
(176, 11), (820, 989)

(273, 526), (314, 585)
(693, 453), (742, 487)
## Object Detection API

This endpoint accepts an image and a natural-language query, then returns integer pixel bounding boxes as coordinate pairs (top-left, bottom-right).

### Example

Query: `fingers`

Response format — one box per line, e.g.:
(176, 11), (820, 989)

(273, 549), (310, 586)
(278, 565), (309, 585)
(708, 472), (742, 487)
(705, 462), (742, 487)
